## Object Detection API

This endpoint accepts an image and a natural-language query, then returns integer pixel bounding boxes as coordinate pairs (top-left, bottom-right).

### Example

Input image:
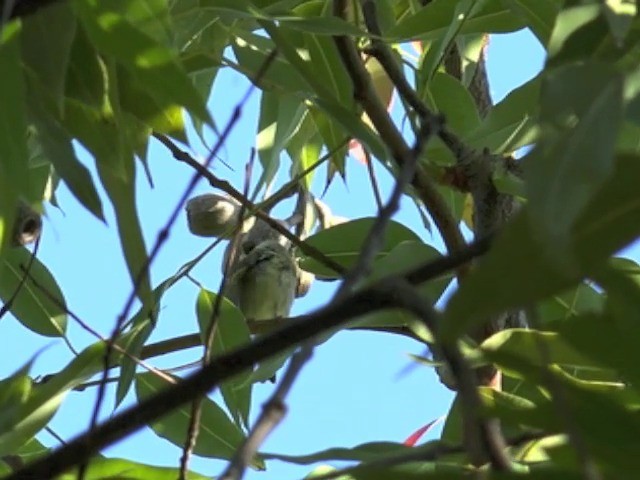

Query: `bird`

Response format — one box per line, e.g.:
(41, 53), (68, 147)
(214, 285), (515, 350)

(226, 239), (297, 324)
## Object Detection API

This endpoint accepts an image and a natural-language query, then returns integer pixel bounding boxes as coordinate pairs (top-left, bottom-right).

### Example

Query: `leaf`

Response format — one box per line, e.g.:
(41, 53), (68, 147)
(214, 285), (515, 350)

(602, 0), (637, 46)
(501, 0), (561, 46)
(20, 2), (76, 109)
(135, 373), (263, 467)
(525, 63), (623, 261)
(480, 329), (601, 372)
(64, 25), (107, 107)
(465, 76), (541, 153)
(0, 360), (35, 440)
(116, 65), (187, 141)
(196, 289), (252, 427)
(263, 441), (414, 464)
(428, 72), (481, 136)
(62, 99), (152, 307)
(0, 22), (30, 249)
(0, 340), (107, 455)
(231, 32), (310, 93)
(299, 218), (422, 278)
(58, 457), (210, 480)
(388, 0), (525, 42)
(73, 0), (210, 125)
(0, 248), (67, 337)
(352, 241), (452, 341)
(441, 152), (640, 341)
(26, 91), (104, 221)
(256, 92), (306, 189)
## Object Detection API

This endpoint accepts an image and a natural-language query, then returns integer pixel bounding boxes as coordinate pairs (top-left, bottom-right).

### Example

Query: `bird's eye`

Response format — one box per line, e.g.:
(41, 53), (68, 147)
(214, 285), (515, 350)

(242, 240), (256, 254)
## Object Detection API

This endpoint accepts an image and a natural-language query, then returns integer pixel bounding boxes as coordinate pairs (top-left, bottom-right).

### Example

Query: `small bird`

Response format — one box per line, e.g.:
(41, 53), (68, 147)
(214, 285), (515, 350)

(226, 239), (297, 324)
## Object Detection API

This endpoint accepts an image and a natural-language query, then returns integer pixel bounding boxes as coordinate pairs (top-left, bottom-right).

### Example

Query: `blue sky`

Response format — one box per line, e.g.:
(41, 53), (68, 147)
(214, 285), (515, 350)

(0, 29), (551, 479)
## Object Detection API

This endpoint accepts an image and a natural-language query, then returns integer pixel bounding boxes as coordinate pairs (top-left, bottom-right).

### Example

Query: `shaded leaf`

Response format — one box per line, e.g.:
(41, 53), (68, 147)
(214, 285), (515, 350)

(299, 218), (421, 278)
(196, 289), (252, 427)
(0, 248), (67, 337)
(73, 0), (210, 124)
(20, 2), (76, 109)
(388, 0), (525, 41)
(135, 372), (263, 467)
(58, 456), (209, 480)
(525, 63), (623, 261)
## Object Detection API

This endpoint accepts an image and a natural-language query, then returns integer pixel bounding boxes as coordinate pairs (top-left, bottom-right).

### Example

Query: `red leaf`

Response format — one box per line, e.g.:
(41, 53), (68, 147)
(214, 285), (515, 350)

(403, 417), (443, 446)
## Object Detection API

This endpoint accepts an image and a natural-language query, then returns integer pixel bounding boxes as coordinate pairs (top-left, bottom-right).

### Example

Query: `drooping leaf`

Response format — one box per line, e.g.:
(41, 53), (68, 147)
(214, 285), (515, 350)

(0, 22), (30, 249)
(0, 248), (67, 337)
(501, 0), (562, 46)
(57, 457), (209, 480)
(388, 0), (525, 41)
(73, 0), (210, 125)
(443, 153), (640, 341)
(299, 218), (421, 278)
(135, 372), (263, 467)
(196, 289), (252, 427)
(20, 2), (76, 110)
(525, 62), (623, 262)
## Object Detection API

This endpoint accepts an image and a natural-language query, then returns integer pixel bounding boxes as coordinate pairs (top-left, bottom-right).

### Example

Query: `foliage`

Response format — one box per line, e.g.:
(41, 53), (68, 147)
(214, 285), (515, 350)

(1, 0), (640, 479)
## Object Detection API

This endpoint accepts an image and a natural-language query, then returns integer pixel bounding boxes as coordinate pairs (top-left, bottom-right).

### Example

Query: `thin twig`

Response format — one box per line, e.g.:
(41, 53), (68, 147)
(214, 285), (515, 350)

(81, 50), (279, 480)
(219, 345), (314, 480)
(5, 238), (490, 480)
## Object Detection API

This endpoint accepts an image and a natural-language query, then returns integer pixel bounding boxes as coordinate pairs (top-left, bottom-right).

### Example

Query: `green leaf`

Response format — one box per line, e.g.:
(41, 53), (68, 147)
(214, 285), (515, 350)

(256, 92), (306, 189)
(26, 92), (104, 221)
(500, 0), (561, 46)
(63, 99), (152, 306)
(444, 150), (640, 341)
(388, 0), (525, 42)
(525, 63), (623, 260)
(0, 22), (30, 249)
(299, 218), (421, 278)
(58, 457), (210, 480)
(465, 76), (541, 153)
(73, 0), (210, 125)
(352, 241), (451, 341)
(64, 26), (107, 107)
(0, 340), (107, 456)
(263, 441), (414, 464)
(20, 2), (76, 109)
(537, 283), (604, 325)
(602, 0), (637, 46)
(286, 112), (322, 190)
(135, 372), (263, 467)
(0, 360), (35, 440)
(231, 32), (310, 93)
(480, 329), (601, 372)
(196, 289), (252, 428)
(0, 248), (67, 337)
(428, 72), (481, 136)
